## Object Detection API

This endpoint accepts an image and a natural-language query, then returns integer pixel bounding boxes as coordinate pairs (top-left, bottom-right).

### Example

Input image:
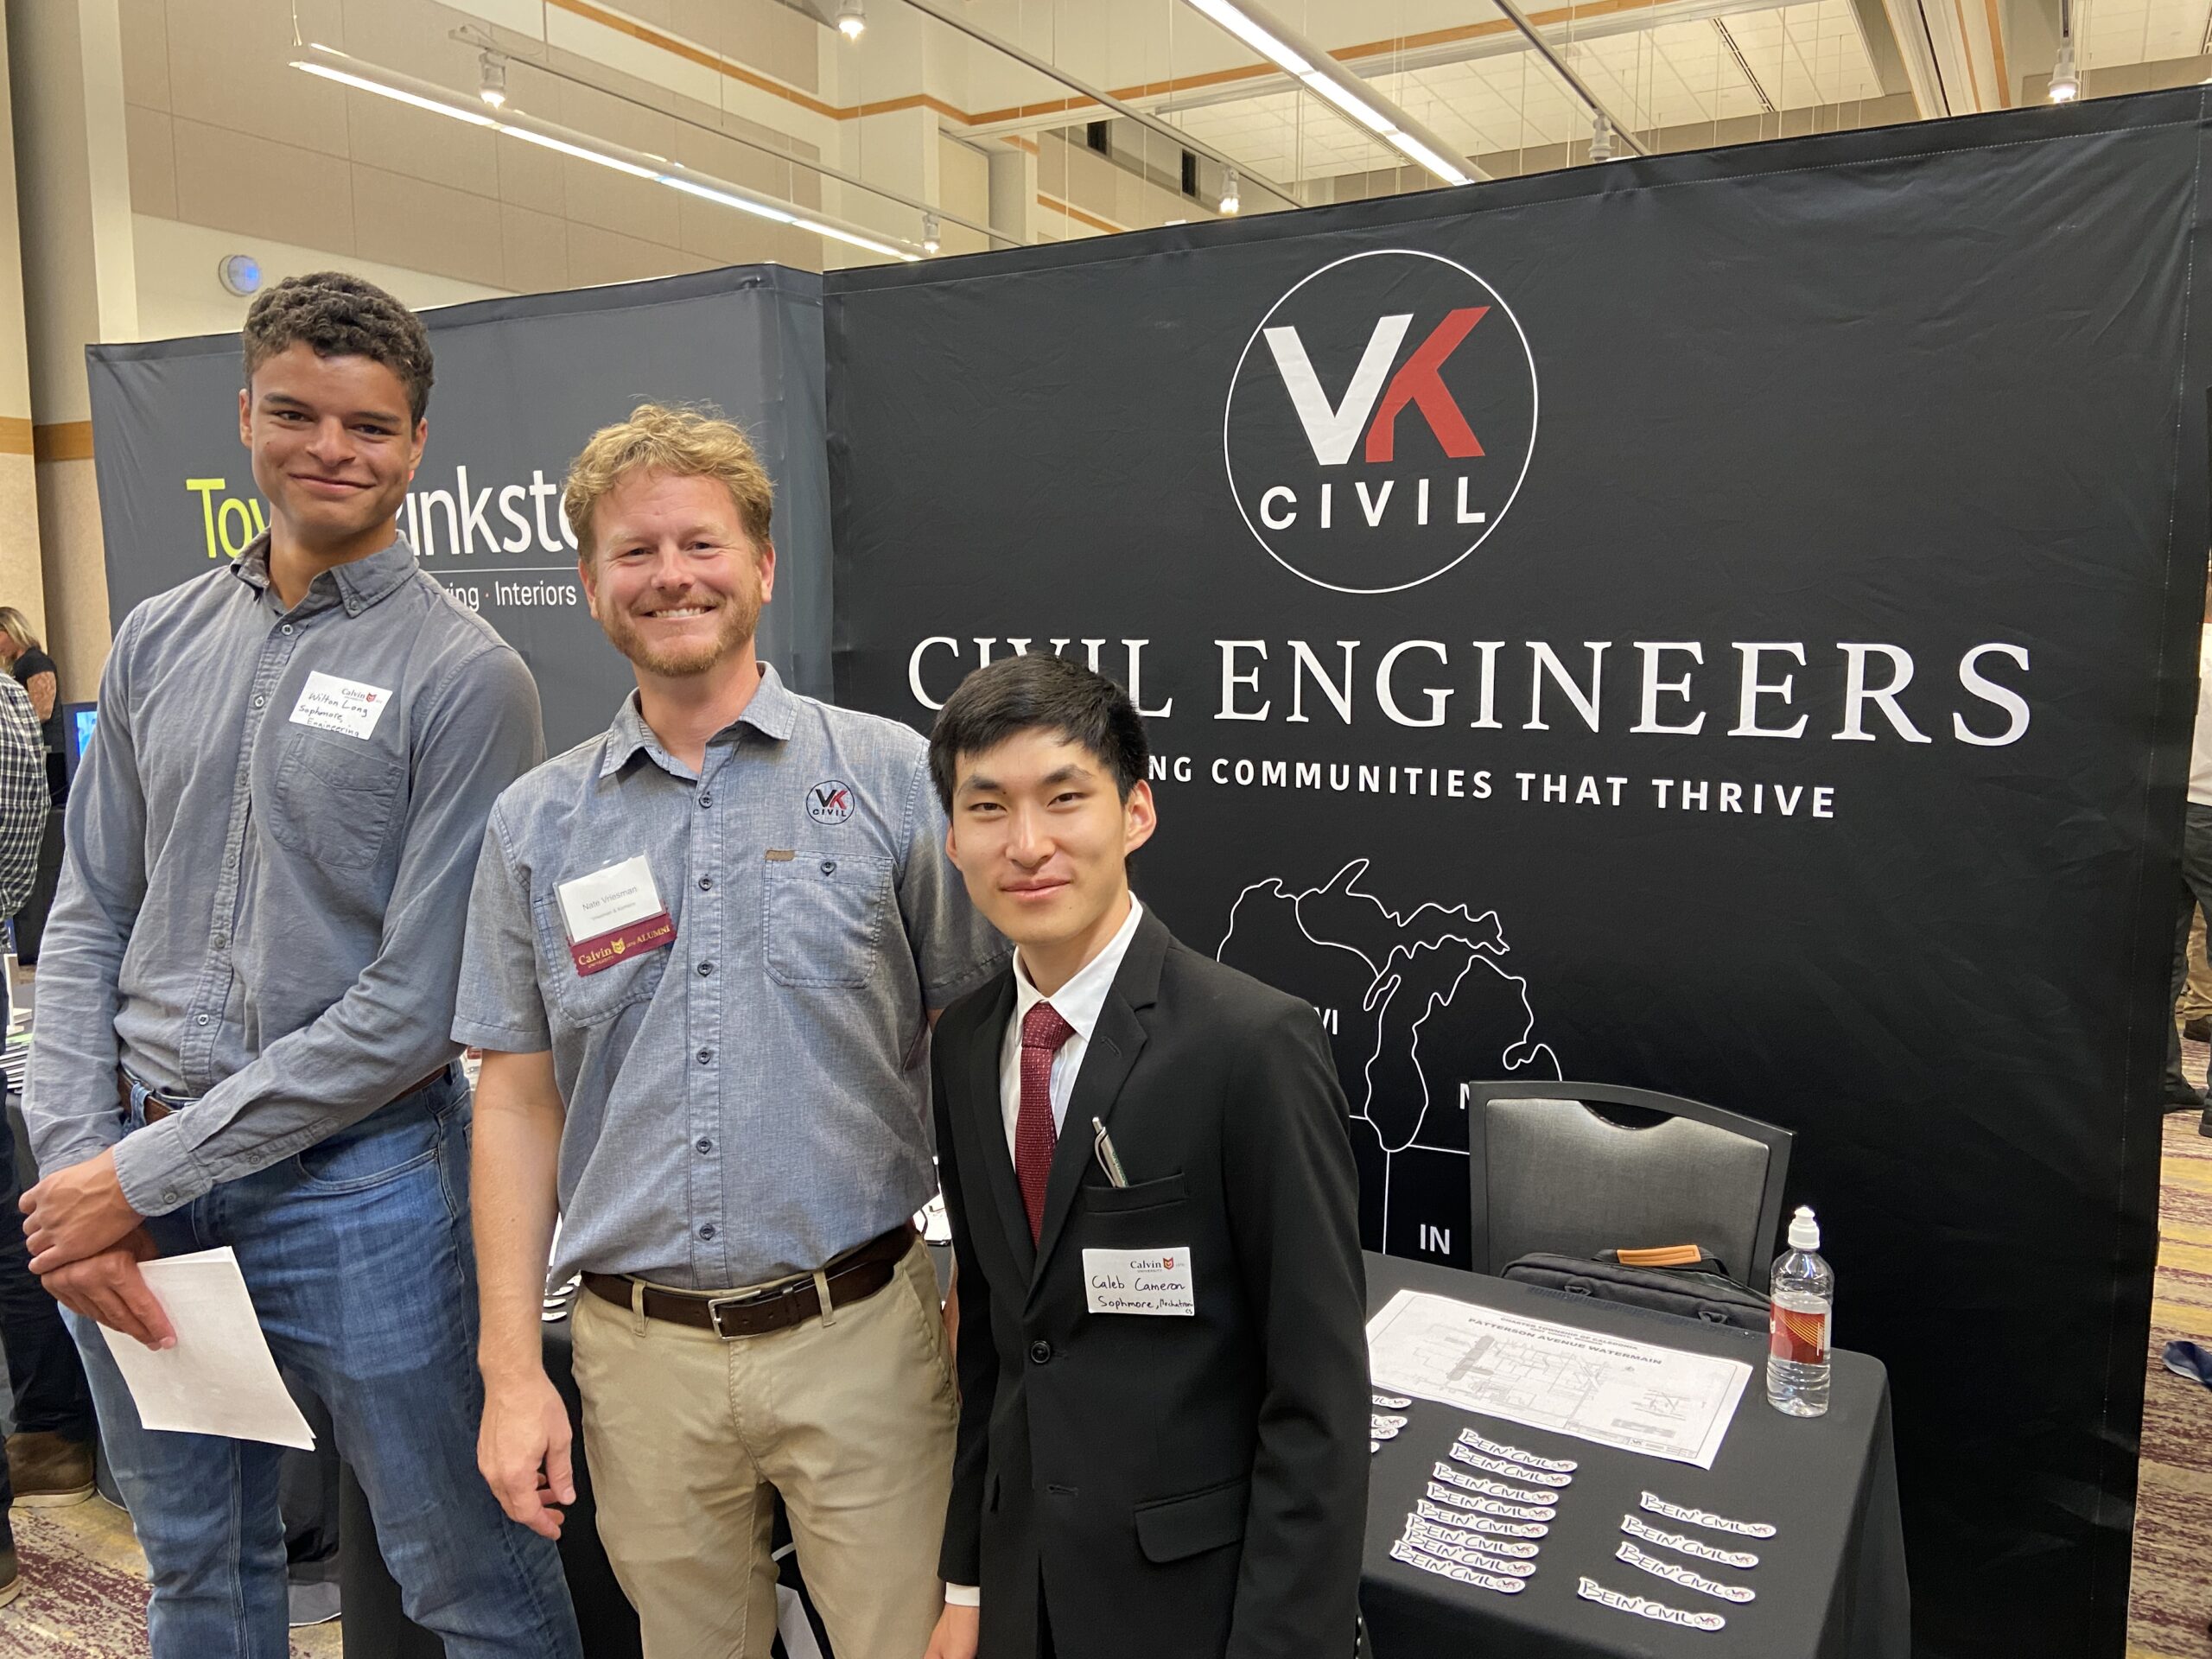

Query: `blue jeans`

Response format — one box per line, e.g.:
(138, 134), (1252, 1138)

(68, 1077), (581, 1659)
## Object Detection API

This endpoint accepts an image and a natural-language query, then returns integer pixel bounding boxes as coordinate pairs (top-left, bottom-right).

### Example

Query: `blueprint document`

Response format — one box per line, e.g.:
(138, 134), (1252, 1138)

(1367, 1289), (1752, 1468)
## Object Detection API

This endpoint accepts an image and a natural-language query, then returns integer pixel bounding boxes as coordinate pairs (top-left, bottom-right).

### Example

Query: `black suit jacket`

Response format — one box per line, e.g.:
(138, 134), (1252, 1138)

(931, 909), (1368, 1659)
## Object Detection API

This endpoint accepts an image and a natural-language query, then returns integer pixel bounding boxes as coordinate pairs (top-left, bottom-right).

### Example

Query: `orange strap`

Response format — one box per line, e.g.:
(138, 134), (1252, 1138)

(1616, 1243), (1705, 1268)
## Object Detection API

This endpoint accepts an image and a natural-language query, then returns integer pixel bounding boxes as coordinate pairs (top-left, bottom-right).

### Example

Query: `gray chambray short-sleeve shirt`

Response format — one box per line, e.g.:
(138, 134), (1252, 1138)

(454, 664), (1007, 1289)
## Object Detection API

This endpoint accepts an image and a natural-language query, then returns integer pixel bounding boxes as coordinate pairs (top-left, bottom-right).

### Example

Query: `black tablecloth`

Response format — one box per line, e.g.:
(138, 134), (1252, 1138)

(1358, 1252), (1908, 1659)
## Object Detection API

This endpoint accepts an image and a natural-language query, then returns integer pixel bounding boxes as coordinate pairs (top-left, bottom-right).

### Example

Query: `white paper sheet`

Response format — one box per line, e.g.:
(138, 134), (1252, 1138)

(98, 1248), (316, 1449)
(1366, 1287), (1751, 1468)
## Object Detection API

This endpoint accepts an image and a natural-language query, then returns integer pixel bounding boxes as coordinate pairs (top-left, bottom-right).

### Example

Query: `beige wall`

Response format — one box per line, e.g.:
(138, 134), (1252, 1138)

(35, 461), (105, 702)
(133, 214), (507, 340)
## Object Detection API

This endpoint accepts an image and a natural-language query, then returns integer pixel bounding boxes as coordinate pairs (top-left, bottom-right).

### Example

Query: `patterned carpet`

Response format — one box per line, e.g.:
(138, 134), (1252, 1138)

(2131, 1074), (2212, 1659)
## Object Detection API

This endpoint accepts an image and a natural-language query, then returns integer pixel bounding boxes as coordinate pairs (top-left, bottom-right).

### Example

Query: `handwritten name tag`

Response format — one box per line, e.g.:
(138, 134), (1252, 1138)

(1082, 1249), (1194, 1316)
(289, 671), (391, 739)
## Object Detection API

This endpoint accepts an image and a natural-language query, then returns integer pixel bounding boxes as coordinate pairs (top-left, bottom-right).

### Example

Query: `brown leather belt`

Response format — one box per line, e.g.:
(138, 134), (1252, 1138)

(117, 1065), (453, 1125)
(582, 1223), (916, 1340)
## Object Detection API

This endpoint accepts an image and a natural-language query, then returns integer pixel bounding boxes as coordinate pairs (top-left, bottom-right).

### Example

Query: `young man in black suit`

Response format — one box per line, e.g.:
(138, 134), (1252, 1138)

(920, 652), (1368, 1659)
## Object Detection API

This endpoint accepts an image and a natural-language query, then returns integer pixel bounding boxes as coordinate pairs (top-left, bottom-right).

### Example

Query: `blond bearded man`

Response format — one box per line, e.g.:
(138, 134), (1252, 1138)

(455, 404), (1005, 1658)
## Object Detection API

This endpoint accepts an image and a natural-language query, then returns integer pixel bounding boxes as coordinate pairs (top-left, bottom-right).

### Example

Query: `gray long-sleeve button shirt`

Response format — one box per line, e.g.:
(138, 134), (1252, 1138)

(453, 666), (1007, 1289)
(25, 533), (544, 1215)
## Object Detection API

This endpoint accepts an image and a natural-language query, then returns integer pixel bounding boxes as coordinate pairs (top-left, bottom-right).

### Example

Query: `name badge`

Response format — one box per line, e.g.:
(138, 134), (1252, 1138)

(1082, 1249), (1195, 1316)
(556, 855), (675, 976)
(289, 671), (392, 739)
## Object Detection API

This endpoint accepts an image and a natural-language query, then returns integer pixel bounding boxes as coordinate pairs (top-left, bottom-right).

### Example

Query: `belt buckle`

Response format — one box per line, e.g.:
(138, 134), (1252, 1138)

(705, 1277), (807, 1339)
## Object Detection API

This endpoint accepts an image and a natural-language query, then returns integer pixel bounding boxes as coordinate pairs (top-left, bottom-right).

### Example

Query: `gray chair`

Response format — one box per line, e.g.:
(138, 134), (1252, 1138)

(1465, 1081), (1793, 1287)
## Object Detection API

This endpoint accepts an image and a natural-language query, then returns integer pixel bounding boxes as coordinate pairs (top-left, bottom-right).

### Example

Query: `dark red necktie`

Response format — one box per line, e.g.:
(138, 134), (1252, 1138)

(1016, 1001), (1076, 1243)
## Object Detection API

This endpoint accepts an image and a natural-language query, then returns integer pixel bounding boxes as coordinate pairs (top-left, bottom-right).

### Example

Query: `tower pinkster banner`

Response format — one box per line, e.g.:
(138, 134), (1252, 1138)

(828, 90), (2212, 1658)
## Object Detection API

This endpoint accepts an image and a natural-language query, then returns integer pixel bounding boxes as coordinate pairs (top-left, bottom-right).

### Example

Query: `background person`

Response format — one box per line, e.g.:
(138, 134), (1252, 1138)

(0, 607), (65, 968)
(923, 652), (1369, 1659)
(0, 669), (50, 1601)
(461, 404), (1005, 1659)
(17, 271), (579, 1657)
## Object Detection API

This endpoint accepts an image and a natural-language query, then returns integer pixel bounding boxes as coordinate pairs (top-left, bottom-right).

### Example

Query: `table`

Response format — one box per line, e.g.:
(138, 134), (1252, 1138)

(1358, 1252), (1909, 1659)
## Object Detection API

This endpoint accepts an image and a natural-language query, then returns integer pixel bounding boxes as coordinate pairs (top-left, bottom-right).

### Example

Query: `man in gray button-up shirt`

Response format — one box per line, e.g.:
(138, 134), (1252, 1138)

(19, 273), (579, 1658)
(461, 404), (1003, 1659)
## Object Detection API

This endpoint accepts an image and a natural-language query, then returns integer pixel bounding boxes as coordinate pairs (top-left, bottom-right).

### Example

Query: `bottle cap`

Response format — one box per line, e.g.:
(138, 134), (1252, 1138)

(1788, 1205), (1821, 1251)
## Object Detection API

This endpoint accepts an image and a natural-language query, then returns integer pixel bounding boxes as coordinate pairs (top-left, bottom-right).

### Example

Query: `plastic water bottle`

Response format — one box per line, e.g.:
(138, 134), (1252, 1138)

(1766, 1205), (1833, 1417)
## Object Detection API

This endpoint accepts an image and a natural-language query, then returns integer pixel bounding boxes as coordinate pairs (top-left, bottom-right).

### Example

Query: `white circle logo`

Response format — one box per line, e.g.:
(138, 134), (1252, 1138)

(1223, 249), (1539, 595)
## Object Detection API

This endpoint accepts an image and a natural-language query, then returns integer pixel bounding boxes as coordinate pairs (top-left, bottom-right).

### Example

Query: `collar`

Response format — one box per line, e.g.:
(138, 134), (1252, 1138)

(598, 661), (798, 780)
(1011, 896), (1146, 1046)
(226, 531), (419, 616)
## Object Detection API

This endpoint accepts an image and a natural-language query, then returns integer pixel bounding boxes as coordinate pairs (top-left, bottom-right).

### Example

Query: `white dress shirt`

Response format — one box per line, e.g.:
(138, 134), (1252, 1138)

(998, 897), (1146, 1160)
(945, 896), (1144, 1611)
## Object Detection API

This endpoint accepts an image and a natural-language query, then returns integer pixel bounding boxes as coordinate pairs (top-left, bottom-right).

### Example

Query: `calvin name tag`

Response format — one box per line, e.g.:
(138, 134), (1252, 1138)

(289, 671), (392, 739)
(1082, 1249), (1194, 1316)
(557, 856), (675, 976)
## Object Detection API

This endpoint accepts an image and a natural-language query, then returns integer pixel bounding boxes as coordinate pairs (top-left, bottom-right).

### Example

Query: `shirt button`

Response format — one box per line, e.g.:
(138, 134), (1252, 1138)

(195, 1014), (211, 1026)
(1027, 1339), (1052, 1365)
(698, 793), (712, 809)
(698, 1223), (717, 1241)
(281, 624), (295, 636)
(696, 960), (715, 977)
(695, 1137), (713, 1154)
(697, 876), (713, 892)
(251, 695), (265, 709)
(821, 859), (836, 875)
(696, 1048), (713, 1065)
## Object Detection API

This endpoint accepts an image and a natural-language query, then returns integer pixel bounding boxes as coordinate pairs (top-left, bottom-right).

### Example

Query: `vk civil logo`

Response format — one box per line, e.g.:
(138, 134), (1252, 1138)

(806, 780), (855, 825)
(1224, 249), (1538, 594)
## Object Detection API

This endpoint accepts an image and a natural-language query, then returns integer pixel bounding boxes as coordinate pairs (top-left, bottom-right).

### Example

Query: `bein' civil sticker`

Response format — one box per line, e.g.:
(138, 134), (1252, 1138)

(1432, 1462), (1554, 1507)
(1640, 1491), (1777, 1539)
(1621, 1514), (1758, 1569)
(1449, 1441), (1570, 1488)
(1413, 1498), (1545, 1538)
(1577, 1575), (1726, 1632)
(1391, 1540), (1528, 1592)
(1456, 1424), (1577, 1474)
(1424, 1483), (1554, 1522)
(1616, 1540), (1756, 1603)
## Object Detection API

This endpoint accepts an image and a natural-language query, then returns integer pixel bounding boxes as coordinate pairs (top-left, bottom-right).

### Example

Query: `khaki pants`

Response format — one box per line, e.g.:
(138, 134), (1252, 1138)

(570, 1240), (957, 1659)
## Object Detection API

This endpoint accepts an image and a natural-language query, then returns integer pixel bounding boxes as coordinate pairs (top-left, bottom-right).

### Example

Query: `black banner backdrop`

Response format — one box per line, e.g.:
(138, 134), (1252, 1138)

(829, 92), (2212, 1657)
(86, 265), (831, 751)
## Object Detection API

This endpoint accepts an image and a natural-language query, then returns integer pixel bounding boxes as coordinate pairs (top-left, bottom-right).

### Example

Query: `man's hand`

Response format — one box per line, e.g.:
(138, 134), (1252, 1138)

(923, 1603), (979, 1659)
(41, 1228), (174, 1349)
(478, 1367), (575, 1541)
(22, 1148), (144, 1272)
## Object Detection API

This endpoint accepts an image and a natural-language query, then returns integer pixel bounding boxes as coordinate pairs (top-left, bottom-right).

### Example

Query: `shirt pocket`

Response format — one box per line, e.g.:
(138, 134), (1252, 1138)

(761, 850), (893, 989)
(532, 889), (671, 1027)
(269, 728), (405, 872)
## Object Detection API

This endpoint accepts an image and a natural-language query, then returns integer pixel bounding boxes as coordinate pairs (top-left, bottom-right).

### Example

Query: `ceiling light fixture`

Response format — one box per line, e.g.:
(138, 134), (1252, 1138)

(477, 50), (507, 109)
(2049, 39), (2078, 101)
(1178, 0), (1476, 185)
(2050, 0), (2080, 101)
(290, 45), (919, 261)
(922, 212), (942, 253)
(1218, 168), (1242, 214)
(836, 0), (866, 41)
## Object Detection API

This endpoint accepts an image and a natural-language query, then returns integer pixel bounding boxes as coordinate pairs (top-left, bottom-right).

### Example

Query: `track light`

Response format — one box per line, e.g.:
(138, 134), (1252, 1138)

(922, 212), (941, 254)
(2049, 37), (2078, 102)
(290, 44), (921, 261)
(836, 0), (866, 41)
(1178, 0), (1473, 186)
(478, 51), (506, 109)
(1589, 113), (1612, 162)
(1218, 168), (1242, 215)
